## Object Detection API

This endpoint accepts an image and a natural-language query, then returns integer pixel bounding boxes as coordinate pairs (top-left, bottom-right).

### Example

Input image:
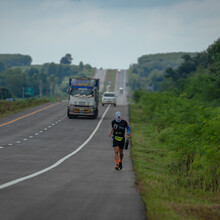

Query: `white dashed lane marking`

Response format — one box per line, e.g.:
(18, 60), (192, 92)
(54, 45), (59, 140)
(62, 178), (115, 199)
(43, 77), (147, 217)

(0, 107), (110, 189)
(0, 115), (66, 149)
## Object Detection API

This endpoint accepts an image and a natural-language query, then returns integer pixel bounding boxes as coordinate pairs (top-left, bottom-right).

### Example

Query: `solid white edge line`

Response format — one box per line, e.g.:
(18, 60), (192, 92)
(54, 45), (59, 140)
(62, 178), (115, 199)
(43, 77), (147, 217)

(0, 105), (110, 190)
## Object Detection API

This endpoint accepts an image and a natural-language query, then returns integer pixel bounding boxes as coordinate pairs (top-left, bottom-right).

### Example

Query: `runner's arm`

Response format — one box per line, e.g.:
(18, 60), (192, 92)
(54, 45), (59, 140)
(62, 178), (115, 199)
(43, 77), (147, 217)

(126, 125), (130, 138)
(109, 127), (114, 137)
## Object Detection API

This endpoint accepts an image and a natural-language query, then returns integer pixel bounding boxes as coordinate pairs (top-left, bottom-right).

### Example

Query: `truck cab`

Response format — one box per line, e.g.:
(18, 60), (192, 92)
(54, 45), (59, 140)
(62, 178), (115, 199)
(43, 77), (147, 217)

(67, 78), (99, 119)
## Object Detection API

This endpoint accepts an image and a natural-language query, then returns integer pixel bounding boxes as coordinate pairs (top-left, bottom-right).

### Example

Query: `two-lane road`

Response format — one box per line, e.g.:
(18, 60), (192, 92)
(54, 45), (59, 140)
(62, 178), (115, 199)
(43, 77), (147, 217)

(0, 71), (145, 220)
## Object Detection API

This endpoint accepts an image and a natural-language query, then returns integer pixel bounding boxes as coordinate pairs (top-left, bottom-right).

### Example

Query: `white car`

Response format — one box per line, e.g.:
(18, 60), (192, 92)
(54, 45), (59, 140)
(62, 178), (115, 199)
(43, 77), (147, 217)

(102, 92), (116, 106)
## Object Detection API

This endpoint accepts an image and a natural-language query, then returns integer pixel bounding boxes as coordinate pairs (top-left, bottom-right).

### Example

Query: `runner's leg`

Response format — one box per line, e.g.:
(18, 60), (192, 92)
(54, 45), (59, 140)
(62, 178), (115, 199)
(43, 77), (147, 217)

(119, 149), (123, 162)
(119, 149), (124, 169)
(114, 146), (120, 169)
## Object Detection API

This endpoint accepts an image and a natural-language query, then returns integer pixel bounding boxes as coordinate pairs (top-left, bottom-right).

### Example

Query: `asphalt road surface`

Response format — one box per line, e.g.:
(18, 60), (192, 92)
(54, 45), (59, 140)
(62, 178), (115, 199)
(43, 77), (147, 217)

(115, 69), (128, 105)
(0, 71), (146, 220)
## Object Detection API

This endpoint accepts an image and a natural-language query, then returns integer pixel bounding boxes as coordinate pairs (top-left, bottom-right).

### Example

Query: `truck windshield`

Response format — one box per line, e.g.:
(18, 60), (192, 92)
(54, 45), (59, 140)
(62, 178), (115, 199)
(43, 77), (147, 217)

(71, 88), (93, 96)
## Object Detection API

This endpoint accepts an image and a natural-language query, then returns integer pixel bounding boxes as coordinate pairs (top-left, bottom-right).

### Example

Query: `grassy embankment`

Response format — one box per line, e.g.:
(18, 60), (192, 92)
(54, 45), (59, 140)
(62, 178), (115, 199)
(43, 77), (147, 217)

(99, 69), (117, 103)
(130, 93), (220, 220)
(102, 69), (117, 93)
(0, 98), (53, 119)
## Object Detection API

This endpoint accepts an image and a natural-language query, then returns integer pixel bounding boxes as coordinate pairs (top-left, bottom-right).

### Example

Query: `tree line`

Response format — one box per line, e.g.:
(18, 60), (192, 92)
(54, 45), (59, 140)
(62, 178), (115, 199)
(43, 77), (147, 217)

(0, 54), (32, 72)
(128, 52), (196, 91)
(0, 53), (95, 99)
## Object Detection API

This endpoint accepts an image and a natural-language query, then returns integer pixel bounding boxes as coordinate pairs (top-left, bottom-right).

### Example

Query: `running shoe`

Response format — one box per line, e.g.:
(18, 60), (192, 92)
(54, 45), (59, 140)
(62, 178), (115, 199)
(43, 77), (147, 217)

(115, 164), (119, 170)
(119, 162), (123, 169)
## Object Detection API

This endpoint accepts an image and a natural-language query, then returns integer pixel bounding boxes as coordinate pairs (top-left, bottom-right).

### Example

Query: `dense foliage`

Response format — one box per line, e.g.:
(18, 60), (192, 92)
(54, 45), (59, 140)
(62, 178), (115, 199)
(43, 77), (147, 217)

(0, 87), (12, 99)
(128, 52), (196, 91)
(0, 54), (32, 71)
(132, 38), (220, 192)
(134, 92), (220, 191)
(60, 53), (73, 64)
(0, 54), (95, 99)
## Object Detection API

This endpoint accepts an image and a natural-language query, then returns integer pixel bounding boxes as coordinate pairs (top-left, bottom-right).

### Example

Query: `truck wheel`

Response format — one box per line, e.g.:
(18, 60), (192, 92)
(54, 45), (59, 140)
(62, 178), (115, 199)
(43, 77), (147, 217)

(93, 110), (98, 119)
(67, 110), (71, 118)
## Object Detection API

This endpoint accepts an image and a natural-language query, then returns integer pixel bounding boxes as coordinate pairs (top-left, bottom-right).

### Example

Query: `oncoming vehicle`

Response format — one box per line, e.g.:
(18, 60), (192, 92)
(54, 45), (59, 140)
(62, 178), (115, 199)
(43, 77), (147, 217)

(102, 92), (116, 106)
(67, 78), (99, 119)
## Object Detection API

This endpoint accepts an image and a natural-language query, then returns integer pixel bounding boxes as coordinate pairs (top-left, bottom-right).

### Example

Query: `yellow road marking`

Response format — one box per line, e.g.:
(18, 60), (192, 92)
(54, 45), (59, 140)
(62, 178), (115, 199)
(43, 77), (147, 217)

(0, 103), (60, 128)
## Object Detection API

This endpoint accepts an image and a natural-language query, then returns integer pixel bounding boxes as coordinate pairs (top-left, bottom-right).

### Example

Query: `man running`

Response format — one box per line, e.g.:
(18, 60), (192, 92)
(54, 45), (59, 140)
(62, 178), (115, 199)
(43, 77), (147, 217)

(109, 111), (130, 170)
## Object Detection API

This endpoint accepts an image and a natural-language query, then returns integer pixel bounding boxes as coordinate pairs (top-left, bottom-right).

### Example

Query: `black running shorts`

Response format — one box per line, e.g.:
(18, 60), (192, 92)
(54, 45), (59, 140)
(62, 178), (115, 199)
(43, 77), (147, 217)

(112, 137), (125, 149)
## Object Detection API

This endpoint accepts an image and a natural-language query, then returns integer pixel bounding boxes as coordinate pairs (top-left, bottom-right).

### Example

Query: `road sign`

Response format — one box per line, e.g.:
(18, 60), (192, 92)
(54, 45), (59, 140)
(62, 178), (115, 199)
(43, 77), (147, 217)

(24, 87), (34, 96)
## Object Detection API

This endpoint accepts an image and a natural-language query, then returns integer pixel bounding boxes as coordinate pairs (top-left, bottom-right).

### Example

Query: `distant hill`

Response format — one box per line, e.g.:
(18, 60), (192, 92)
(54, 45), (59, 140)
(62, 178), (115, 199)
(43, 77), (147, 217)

(0, 54), (32, 71)
(128, 52), (197, 91)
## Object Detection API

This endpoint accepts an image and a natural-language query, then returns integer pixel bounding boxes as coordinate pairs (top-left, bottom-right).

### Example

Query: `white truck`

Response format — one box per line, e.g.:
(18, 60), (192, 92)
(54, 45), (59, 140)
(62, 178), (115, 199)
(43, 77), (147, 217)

(67, 77), (99, 119)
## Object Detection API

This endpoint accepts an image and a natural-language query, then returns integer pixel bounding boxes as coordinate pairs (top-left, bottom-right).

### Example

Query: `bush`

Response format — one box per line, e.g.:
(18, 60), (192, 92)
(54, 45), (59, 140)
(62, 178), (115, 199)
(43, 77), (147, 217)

(0, 98), (50, 116)
(136, 91), (220, 192)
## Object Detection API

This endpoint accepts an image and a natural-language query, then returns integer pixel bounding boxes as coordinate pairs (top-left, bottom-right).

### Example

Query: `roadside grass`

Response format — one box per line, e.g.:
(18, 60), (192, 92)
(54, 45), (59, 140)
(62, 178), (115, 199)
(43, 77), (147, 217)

(99, 69), (117, 102)
(0, 98), (52, 119)
(130, 104), (220, 220)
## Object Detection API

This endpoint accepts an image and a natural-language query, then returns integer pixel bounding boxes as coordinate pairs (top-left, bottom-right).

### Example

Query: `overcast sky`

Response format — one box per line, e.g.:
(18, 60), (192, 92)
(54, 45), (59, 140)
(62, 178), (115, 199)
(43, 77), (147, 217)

(0, 0), (220, 68)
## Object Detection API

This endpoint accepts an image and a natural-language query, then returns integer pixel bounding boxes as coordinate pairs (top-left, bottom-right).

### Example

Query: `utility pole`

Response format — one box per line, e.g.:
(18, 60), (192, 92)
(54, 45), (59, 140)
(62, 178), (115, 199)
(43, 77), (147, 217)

(39, 80), (43, 98)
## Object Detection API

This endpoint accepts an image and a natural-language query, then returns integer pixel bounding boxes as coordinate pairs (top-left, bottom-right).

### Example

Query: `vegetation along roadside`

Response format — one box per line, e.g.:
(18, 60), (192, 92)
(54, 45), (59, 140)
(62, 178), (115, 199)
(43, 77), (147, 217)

(129, 37), (220, 220)
(0, 98), (52, 119)
(130, 96), (220, 220)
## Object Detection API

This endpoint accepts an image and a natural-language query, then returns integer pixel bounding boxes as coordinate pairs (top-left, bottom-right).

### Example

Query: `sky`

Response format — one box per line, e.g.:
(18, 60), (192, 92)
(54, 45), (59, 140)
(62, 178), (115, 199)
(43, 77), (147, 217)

(0, 0), (220, 69)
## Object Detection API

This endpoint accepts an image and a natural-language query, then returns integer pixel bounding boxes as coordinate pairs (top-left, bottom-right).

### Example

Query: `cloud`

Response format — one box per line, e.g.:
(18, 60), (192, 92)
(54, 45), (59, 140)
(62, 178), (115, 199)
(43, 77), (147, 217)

(0, 0), (220, 68)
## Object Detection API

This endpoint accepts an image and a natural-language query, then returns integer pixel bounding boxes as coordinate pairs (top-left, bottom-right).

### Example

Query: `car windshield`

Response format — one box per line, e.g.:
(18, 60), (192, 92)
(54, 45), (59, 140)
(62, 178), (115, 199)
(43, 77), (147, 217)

(71, 88), (93, 96)
(104, 93), (115, 97)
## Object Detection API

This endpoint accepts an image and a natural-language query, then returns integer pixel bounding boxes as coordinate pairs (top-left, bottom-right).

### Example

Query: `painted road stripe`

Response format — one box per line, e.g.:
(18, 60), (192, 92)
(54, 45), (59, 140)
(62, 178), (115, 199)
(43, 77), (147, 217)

(0, 103), (60, 128)
(0, 105), (110, 190)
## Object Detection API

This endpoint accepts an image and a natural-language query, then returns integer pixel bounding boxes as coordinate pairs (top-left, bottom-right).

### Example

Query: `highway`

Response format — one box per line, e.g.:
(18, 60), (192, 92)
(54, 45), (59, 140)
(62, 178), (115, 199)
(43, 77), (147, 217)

(0, 69), (145, 220)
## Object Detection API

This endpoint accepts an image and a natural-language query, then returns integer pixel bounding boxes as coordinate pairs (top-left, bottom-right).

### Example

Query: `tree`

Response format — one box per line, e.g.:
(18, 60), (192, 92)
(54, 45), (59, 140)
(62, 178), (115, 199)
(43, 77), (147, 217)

(79, 61), (84, 71)
(48, 74), (58, 97)
(60, 54), (73, 65)
(165, 67), (178, 82)
(0, 62), (5, 73)
(48, 62), (57, 76)
(0, 87), (12, 99)
(3, 68), (28, 97)
(0, 54), (32, 69)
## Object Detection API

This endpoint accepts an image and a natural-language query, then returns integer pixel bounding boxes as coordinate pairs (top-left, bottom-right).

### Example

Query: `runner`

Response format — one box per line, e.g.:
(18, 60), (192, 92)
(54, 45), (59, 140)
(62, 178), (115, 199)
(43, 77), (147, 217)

(109, 111), (130, 170)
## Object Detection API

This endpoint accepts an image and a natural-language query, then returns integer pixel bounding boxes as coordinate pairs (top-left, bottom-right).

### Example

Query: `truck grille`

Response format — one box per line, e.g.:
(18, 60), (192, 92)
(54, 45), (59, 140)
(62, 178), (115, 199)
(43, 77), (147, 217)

(79, 101), (86, 105)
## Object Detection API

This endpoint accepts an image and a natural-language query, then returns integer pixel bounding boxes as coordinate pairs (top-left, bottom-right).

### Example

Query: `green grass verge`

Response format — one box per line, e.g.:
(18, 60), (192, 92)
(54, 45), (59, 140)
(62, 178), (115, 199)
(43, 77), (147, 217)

(103, 69), (117, 93)
(0, 98), (53, 119)
(99, 69), (117, 102)
(130, 104), (220, 220)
